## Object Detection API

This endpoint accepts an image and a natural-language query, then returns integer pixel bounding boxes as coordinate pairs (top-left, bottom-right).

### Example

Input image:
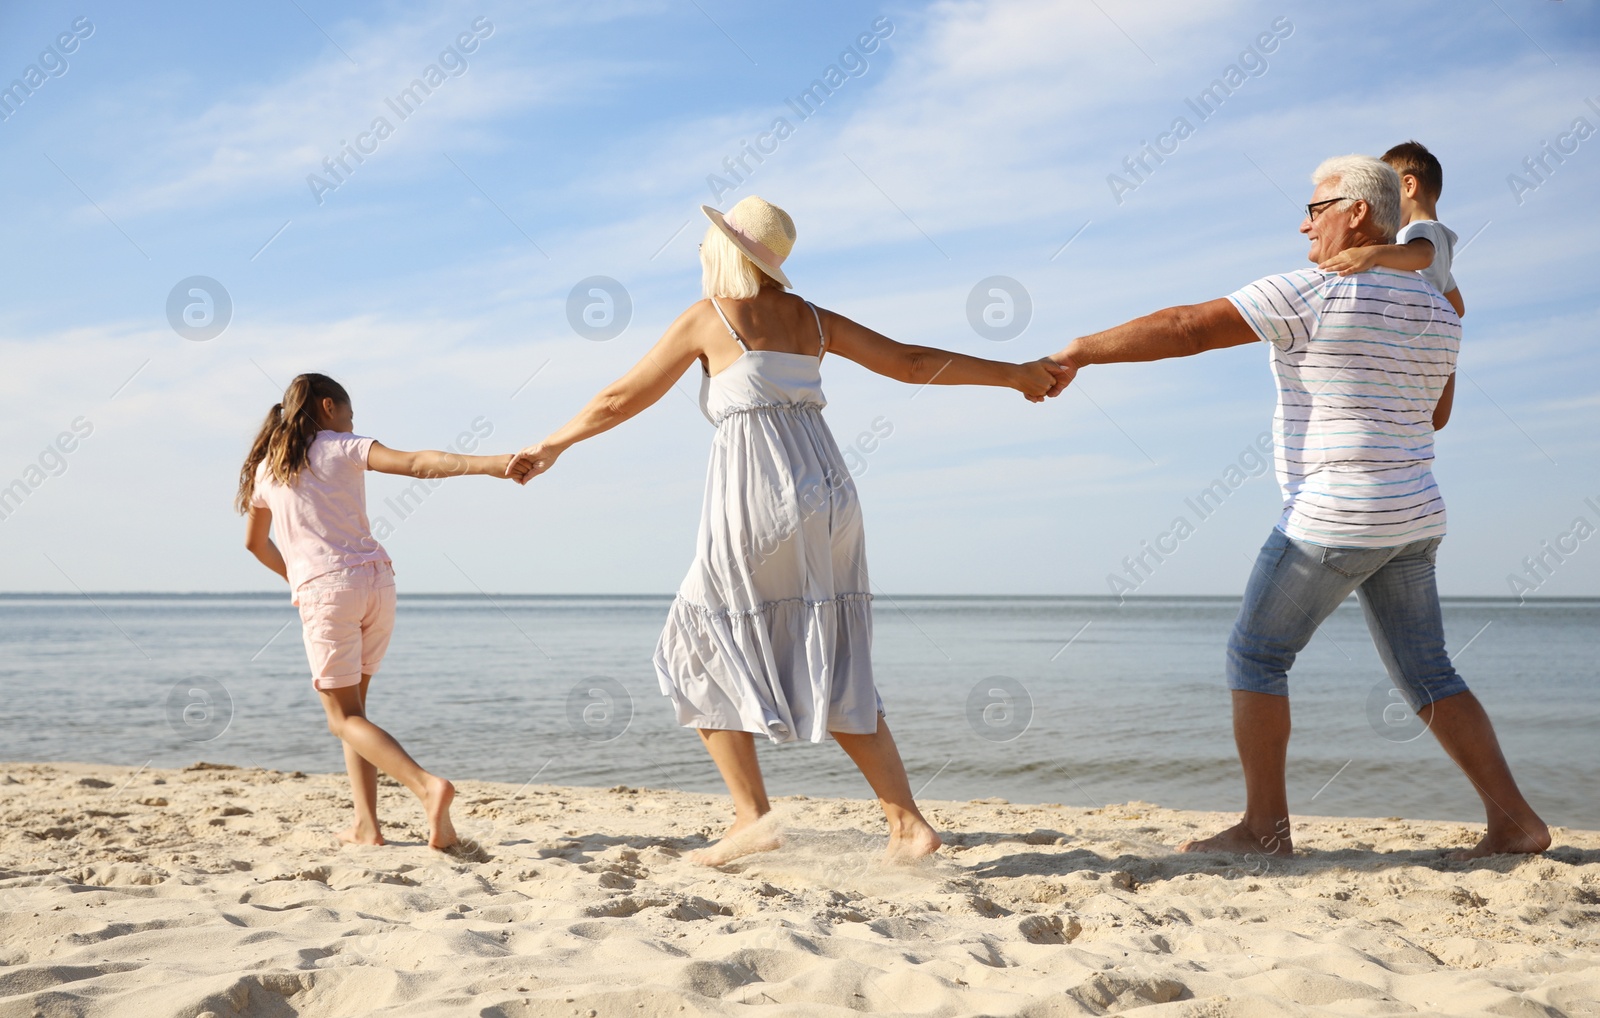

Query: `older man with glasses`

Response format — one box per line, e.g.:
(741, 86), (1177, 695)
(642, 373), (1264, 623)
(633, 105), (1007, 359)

(1047, 154), (1549, 860)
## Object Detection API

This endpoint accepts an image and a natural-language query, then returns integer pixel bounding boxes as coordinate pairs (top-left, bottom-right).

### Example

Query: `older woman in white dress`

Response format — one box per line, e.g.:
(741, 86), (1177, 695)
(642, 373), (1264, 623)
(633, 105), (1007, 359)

(510, 196), (1065, 864)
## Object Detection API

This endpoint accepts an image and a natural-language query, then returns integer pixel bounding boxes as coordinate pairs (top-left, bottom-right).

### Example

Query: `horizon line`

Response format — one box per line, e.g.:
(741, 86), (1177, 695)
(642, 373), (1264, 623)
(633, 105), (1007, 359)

(0, 592), (1594, 604)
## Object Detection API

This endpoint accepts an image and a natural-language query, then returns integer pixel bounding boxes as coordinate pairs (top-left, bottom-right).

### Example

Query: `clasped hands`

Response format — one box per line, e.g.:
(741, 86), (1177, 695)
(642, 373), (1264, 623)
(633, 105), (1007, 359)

(505, 442), (560, 485)
(1025, 353), (1078, 402)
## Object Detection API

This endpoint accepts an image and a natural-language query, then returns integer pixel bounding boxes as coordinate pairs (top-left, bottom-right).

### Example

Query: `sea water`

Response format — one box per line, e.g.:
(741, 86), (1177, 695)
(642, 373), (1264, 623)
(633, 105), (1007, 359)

(0, 595), (1593, 829)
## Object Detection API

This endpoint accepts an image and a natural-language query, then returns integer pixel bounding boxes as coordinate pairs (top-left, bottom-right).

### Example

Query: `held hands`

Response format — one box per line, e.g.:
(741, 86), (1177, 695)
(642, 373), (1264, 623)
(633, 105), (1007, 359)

(505, 442), (563, 485)
(1018, 358), (1075, 403)
(1318, 246), (1380, 276)
(1041, 351), (1078, 399)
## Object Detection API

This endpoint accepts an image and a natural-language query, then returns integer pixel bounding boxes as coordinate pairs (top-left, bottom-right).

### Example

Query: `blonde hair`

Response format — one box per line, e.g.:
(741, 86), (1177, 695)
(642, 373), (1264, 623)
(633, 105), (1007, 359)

(700, 224), (784, 299)
(234, 372), (350, 513)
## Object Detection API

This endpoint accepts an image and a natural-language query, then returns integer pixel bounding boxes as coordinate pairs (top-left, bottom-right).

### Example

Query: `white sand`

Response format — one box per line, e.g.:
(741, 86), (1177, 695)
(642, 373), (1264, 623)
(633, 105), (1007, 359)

(1, 761), (1596, 1017)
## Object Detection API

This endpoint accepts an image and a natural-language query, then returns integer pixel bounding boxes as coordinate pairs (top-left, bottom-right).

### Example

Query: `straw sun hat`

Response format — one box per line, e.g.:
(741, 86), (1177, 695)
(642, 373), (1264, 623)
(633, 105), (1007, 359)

(701, 196), (795, 288)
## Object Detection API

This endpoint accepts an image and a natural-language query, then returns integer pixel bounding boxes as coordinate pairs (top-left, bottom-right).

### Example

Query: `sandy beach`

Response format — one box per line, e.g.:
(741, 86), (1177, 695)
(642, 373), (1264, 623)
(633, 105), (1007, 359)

(1, 761), (1595, 1018)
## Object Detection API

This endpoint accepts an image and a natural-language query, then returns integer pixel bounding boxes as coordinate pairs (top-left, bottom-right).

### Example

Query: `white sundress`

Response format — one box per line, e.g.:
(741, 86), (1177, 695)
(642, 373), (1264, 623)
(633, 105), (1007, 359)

(652, 298), (883, 744)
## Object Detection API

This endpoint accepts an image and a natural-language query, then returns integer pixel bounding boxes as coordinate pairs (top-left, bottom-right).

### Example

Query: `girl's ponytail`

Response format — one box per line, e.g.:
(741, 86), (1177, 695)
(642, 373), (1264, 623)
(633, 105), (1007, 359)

(234, 373), (350, 513)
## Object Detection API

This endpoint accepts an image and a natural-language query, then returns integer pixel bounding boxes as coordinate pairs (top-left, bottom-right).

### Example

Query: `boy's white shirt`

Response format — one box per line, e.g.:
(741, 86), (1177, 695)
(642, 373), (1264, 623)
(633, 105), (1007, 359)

(1397, 219), (1458, 297)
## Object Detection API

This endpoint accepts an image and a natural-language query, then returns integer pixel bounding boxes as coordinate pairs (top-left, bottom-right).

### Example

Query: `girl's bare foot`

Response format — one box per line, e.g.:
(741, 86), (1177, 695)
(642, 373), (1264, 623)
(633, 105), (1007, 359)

(423, 776), (457, 850)
(688, 814), (781, 867)
(1448, 817), (1551, 860)
(885, 820), (942, 863)
(337, 823), (384, 847)
(1178, 819), (1293, 856)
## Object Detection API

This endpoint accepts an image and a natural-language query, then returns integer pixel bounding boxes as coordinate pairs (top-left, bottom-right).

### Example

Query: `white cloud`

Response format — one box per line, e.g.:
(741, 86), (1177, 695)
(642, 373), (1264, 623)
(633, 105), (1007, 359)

(3, 0), (1596, 596)
(92, 2), (641, 219)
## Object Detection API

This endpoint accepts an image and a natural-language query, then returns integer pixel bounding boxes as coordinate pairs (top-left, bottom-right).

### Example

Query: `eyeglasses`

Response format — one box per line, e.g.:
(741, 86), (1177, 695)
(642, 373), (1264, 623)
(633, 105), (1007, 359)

(1305, 197), (1358, 222)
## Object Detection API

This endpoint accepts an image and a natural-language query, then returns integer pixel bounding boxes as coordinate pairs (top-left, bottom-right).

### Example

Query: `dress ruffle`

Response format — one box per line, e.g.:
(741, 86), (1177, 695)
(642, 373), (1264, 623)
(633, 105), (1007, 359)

(654, 593), (880, 744)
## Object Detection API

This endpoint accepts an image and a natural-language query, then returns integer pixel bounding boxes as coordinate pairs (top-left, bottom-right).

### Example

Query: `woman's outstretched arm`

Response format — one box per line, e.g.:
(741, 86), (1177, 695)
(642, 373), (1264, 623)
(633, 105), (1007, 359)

(508, 305), (705, 483)
(820, 307), (1066, 401)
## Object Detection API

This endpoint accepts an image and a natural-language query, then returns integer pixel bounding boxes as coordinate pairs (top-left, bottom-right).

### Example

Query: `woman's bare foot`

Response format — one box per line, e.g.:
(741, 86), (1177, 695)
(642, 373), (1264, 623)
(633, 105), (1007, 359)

(688, 814), (781, 867)
(423, 776), (457, 850)
(1448, 817), (1551, 860)
(1178, 819), (1294, 856)
(337, 822), (383, 847)
(885, 820), (942, 863)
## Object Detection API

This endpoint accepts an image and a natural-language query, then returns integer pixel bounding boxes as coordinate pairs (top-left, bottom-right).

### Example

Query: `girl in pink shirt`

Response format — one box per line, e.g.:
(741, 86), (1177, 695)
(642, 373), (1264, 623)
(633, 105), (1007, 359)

(236, 372), (516, 850)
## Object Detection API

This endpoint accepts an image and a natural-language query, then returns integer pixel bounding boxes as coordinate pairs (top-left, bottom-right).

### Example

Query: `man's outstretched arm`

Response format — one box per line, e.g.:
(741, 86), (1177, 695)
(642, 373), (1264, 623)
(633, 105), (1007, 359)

(1051, 298), (1258, 372)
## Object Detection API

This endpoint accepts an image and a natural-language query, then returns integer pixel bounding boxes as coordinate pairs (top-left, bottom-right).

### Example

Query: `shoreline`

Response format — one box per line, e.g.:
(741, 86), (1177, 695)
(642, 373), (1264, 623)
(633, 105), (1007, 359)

(4, 592), (1598, 602)
(2, 761), (1597, 1016)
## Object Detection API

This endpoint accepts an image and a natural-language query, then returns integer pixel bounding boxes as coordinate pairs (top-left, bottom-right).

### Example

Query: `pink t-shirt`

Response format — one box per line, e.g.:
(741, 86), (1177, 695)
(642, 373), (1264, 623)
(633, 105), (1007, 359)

(250, 431), (391, 597)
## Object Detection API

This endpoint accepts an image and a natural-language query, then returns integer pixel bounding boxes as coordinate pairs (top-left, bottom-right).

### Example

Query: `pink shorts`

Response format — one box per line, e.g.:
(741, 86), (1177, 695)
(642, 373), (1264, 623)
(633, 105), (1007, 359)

(296, 561), (396, 691)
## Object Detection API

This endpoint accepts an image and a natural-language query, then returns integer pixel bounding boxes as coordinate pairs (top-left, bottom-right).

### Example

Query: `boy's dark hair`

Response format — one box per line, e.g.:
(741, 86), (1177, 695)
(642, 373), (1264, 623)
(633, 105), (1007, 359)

(1382, 140), (1443, 202)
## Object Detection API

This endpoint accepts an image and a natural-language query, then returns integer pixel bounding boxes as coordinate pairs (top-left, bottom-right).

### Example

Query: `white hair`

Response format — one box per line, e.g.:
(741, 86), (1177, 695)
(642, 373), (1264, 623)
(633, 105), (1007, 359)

(1311, 155), (1401, 242)
(700, 225), (783, 299)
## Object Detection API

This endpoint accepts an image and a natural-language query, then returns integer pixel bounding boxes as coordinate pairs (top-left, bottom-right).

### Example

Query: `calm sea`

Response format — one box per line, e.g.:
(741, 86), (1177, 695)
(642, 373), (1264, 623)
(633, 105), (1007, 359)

(0, 595), (1594, 830)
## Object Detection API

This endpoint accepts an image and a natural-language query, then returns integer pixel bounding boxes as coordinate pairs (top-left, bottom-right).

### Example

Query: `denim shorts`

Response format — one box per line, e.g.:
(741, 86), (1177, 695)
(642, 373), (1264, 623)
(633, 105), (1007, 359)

(1226, 528), (1470, 706)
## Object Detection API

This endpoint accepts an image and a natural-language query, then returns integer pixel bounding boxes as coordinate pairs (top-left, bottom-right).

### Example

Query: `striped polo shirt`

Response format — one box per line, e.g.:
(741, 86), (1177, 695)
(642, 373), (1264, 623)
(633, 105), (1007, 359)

(1226, 267), (1461, 549)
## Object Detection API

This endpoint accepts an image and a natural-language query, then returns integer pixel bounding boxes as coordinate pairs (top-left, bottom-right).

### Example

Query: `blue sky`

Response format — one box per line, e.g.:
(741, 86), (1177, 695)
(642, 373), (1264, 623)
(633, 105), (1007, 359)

(1, 0), (1596, 597)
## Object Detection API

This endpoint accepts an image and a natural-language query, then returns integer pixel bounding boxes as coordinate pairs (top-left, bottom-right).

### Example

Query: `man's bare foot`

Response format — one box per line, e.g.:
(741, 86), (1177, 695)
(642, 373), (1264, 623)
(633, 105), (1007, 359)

(885, 820), (942, 863)
(337, 822), (384, 847)
(423, 776), (457, 851)
(1447, 817), (1551, 860)
(688, 815), (781, 867)
(1178, 820), (1293, 856)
